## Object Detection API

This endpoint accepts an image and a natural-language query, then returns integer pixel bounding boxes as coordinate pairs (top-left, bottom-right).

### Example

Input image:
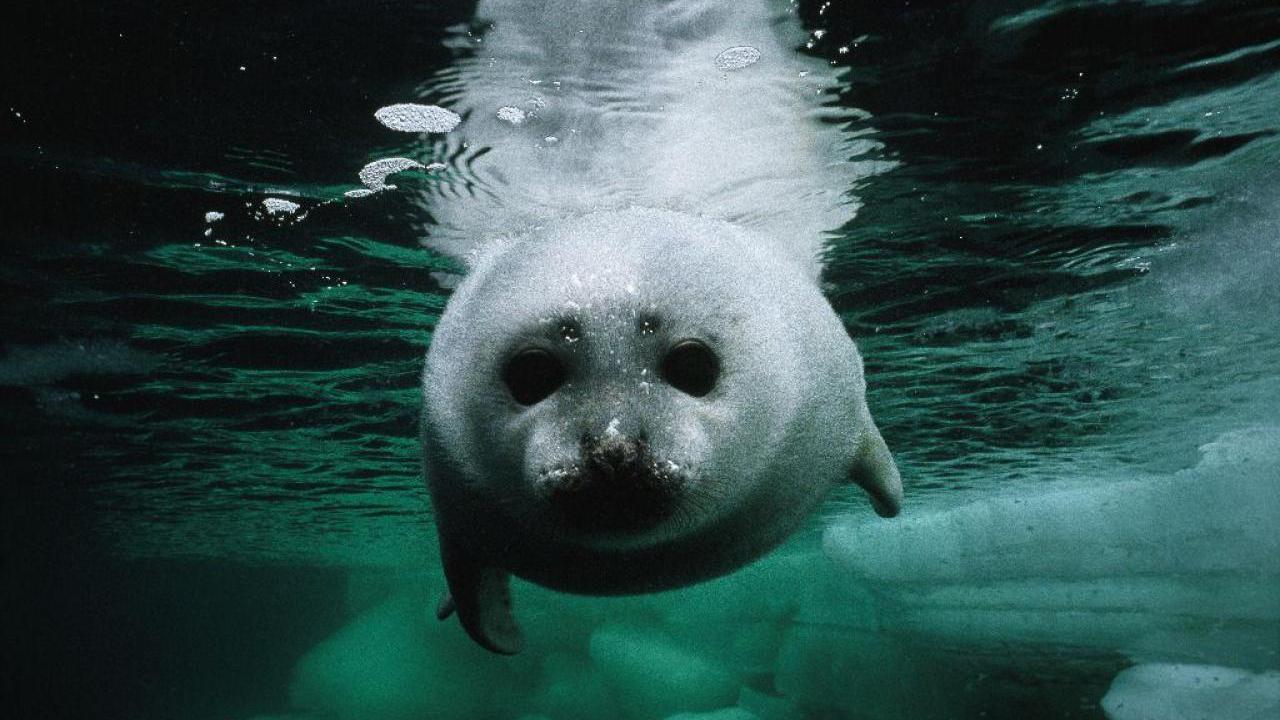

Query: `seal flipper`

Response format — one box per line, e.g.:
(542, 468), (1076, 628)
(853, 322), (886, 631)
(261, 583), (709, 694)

(435, 593), (456, 620)
(439, 545), (524, 655)
(847, 414), (903, 518)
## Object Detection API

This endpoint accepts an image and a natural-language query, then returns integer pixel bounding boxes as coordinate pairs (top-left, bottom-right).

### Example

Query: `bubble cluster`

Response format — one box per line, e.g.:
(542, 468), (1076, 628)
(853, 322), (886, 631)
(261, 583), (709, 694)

(357, 157), (426, 191)
(374, 103), (461, 133)
(497, 106), (527, 125)
(262, 198), (301, 215)
(713, 46), (762, 71)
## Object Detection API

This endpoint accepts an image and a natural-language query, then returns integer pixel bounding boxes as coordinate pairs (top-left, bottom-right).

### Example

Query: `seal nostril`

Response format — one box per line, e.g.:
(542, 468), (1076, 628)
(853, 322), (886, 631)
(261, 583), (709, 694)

(582, 434), (644, 478)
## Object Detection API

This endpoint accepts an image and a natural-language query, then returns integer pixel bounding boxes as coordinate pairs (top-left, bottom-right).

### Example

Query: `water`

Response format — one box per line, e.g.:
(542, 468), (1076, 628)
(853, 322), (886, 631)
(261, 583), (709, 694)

(3, 1), (1278, 718)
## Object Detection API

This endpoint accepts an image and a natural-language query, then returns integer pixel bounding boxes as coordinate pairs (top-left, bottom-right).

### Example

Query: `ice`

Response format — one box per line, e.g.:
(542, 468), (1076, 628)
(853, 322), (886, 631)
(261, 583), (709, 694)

(822, 425), (1280, 667)
(290, 592), (533, 720)
(374, 103), (461, 133)
(285, 474), (1277, 720)
(588, 624), (740, 720)
(1102, 664), (1280, 720)
(203, 211), (224, 223)
(532, 652), (618, 720)
(289, 584), (760, 720)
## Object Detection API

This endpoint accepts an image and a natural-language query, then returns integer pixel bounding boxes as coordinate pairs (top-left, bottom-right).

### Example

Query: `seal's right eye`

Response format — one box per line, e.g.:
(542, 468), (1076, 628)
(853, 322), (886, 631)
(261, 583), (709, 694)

(502, 349), (566, 406)
(661, 339), (719, 397)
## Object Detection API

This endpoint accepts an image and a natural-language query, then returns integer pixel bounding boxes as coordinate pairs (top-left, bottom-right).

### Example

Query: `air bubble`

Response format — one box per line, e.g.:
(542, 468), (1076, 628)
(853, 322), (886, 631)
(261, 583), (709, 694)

(714, 46), (762, 71)
(374, 103), (461, 133)
(497, 106), (526, 125)
(262, 198), (301, 215)
(358, 157), (425, 191)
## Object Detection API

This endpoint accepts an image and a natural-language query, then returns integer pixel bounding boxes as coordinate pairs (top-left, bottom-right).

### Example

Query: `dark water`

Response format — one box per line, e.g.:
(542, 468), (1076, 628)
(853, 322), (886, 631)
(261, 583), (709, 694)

(3, 1), (1278, 718)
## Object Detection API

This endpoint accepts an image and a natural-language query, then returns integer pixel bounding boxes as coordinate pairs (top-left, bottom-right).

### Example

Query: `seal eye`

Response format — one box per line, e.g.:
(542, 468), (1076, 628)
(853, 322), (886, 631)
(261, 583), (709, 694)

(503, 349), (566, 406)
(661, 339), (719, 397)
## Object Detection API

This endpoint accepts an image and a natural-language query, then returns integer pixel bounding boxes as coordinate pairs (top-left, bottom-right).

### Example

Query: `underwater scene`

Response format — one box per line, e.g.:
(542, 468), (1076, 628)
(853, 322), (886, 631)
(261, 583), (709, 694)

(3, 0), (1278, 718)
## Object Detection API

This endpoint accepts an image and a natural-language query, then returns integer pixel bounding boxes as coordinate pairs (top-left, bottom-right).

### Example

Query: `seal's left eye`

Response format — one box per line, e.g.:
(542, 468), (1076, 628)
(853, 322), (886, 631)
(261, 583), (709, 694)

(503, 349), (566, 406)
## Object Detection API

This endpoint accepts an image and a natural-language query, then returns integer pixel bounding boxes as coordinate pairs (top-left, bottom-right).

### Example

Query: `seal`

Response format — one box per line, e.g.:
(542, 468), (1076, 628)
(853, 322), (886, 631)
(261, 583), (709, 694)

(421, 208), (901, 654)
(418, 0), (901, 653)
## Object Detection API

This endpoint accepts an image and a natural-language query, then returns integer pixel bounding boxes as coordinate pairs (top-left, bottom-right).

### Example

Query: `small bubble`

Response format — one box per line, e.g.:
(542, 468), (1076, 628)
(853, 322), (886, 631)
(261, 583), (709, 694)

(637, 317), (660, 335)
(714, 46), (762, 71)
(559, 322), (581, 343)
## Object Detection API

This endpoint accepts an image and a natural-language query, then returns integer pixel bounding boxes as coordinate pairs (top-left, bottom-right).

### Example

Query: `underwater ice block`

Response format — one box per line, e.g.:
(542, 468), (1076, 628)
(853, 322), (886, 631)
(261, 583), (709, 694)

(1101, 663), (1280, 720)
(821, 426), (1280, 666)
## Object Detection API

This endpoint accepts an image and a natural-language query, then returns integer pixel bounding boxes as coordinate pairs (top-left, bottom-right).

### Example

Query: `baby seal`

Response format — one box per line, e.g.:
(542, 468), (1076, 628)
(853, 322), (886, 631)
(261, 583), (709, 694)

(421, 208), (901, 654)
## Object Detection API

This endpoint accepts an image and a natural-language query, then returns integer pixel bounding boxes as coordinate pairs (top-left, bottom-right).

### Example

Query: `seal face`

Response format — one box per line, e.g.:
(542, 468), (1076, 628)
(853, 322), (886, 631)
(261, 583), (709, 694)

(421, 208), (902, 654)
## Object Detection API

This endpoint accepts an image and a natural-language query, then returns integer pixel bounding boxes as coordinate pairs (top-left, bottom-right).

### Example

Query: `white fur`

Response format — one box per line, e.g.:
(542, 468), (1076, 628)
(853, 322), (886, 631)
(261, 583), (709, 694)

(419, 0), (899, 653)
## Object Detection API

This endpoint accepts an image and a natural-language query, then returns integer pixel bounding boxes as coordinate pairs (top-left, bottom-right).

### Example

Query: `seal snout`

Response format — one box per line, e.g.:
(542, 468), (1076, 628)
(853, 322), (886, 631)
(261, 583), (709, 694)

(535, 434), (685, 532)
(585, 433), (645, 481)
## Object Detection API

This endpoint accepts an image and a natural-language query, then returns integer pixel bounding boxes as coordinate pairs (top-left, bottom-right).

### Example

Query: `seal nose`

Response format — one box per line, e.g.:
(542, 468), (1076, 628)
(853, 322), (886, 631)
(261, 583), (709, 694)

(538, 432), (677, 533)
(585, 434), (643, 480)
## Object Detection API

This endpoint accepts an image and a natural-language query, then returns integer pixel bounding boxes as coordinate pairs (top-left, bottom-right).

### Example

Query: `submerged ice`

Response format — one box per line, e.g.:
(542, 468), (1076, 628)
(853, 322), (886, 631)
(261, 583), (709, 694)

(823, 425), (1280, 666)
(282, 424), (1278, 720)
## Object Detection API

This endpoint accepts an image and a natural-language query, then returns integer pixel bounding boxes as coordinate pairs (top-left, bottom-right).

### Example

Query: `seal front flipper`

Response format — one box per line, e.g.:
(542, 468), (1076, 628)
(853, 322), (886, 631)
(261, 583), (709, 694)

(434, 592), (456, 620)
(439, 544), (524, 655)
(847, 413), (903, 518)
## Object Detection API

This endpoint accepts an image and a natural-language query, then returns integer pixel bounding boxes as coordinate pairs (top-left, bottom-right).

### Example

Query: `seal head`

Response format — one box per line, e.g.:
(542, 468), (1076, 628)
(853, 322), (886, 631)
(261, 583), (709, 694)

(422, 208), (901, 653)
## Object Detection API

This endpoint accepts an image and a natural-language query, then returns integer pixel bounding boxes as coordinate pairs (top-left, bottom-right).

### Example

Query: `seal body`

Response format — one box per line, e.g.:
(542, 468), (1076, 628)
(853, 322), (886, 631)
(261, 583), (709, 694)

(419, 0), (901, 654)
